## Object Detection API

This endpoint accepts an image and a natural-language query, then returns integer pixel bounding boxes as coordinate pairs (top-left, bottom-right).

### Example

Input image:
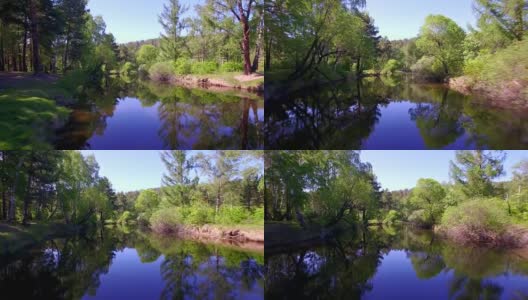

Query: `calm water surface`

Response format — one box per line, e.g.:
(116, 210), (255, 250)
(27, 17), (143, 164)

(265, 227), (528, 300)
(265, 77), (528, 149)
(0, 227), (264, 299)
(56, 81), (264, 150)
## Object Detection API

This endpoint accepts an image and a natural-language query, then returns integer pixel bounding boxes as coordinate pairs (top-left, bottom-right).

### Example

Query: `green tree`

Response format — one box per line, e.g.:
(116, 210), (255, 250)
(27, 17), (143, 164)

(158, 0), (187, 61)
(136, 44), (159, 67)
(450, 150), (505, 198)
(161, 150), (198, 207)
(135, 190), (161, 220)
(416, 15), (466, 78)
(409, 178), (447, 226)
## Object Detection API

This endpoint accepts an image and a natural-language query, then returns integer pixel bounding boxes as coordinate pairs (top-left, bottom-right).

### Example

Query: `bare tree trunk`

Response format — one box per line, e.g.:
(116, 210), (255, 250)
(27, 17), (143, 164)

(251, 12), (264, 73)
(29, 0), (41, 74)
(8, 159), (23, 223)
(22, 21), (28, 72)
(238, 1), (252, 75)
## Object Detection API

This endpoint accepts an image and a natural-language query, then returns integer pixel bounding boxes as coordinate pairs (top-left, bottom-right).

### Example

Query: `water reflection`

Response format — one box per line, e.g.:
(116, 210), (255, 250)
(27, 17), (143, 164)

(265, 78), (528, 149)
(265, 227), (528, 300)
(0, 227), (264, 300)
(56, 80), (264, 150)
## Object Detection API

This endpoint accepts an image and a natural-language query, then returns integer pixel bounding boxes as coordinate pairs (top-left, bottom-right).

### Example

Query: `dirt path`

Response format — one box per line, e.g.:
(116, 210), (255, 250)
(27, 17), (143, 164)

(0, 72), (59, 89)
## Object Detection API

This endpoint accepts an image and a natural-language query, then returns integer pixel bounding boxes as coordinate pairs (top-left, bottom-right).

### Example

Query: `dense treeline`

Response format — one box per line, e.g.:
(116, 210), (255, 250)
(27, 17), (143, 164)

(266, 150), (528, 247)
(123, 0), (265, 82)
(267, 0), (527, 99)
(265, 151), (381, 228)
(0, 150), (117, 226)
(0, 0), (120, 75)
(116, 151), (264, 229)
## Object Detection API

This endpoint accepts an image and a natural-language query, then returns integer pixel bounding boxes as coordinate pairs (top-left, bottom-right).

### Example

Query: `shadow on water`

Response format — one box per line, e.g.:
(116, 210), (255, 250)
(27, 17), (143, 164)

(0, 226), (264, 300)
(265, 227), (528, 300)
(265, 76), (528, 150)
(55, 79), (264, 150)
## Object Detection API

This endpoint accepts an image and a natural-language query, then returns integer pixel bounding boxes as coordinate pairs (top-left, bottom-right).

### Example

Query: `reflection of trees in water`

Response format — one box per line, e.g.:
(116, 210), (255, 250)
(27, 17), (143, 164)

(267, 227), (528, 299)
(265, 79), (393, 149)
(0, 228), (264, 300)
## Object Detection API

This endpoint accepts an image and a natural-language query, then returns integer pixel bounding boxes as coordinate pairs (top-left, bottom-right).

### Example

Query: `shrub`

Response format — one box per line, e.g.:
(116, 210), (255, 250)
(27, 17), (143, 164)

(440, 198), (515, 246)
(149, 62), (175, 82)
(117, 211), (133, 224)
(219, 61), (244, 72)
(383, 210), (399, 224)
(216, 206), (251, 225)
(174, 58), (192, 75)
(381, 59), (402, 75)
(191, 61), (218, 75)
(408, 209), (433, 228)
(411, 56), (445, 81)
(186, 204), (215, 225)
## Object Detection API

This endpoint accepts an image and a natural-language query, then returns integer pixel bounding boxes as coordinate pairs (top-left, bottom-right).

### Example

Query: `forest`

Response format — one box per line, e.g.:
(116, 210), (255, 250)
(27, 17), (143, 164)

(113, 150), (264, 232)
(265, 151), (528, 248)
(0, 0), (264, 85)
(266, 0), (527, 101)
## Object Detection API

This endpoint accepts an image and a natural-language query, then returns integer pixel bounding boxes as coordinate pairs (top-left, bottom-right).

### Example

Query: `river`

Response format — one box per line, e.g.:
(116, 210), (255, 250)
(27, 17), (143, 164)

(55, 80), (264, 150)
(265, 77), (528, 149)
(265, 227), (528, 299)
(0, 226), (264, 300)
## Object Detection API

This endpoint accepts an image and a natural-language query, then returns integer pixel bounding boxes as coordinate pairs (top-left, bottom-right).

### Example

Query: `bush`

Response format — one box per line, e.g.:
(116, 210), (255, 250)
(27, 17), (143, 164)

(219, 61), (244, 72)
(440, 198), (515, 246)
(383, 210), (399, 224)
(408, 209), (433, 228)
(174, 58), (192, 75)
(191, 61), (218, 75)
(120, 62), (136, 77)
(149, 62), (175, 82)
(381, 59), (402, 75)
(117, 211), (133, 224)
(216, 206), (251, 225)
(411, 56), (445, 81)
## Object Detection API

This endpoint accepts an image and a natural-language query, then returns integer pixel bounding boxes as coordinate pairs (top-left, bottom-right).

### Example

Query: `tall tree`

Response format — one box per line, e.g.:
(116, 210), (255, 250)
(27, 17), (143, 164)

(450, 150), (506, 198)
(158, 0), (188, 61)
(161, 151), (198, 207)
(474, 0), (527, 42)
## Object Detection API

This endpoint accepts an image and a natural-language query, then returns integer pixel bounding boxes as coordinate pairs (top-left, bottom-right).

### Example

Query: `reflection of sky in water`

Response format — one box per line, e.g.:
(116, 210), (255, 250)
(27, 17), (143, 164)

(79, 95), (263, 149)
(362, 250), (528, 300)
(82, 248), (263, 300)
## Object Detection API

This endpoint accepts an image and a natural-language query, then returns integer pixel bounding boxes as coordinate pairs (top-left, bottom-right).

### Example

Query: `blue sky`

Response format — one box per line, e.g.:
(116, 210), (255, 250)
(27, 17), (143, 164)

(365, 0), (477, 40)
(361, 151), (528, 191)
(87, 0), (202, 43)
(80, 151), (263, 192)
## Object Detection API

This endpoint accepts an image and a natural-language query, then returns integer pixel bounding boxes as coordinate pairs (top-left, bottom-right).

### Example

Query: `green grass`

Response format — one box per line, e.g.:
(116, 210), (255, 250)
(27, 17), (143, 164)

(0, 222), (78, 255)
(0, 73), (72, 149)
(203, 72), (264, 88)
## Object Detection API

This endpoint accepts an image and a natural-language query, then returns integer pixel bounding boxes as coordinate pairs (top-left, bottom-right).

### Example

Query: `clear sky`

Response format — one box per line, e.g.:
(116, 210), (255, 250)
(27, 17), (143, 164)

(87, 0), (202, 43)
(365, 0), (477, 40)
(361, 151), (528, 191)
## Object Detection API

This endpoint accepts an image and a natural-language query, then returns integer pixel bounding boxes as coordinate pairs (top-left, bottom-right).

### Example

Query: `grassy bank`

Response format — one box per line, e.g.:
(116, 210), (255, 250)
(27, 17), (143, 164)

(0, 222), (81, 255)
(0, 73), (72, 149)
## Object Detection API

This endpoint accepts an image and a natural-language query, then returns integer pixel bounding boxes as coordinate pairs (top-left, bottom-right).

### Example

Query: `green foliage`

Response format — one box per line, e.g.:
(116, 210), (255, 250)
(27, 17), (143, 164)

(381, 59), (402, 75)
(220, 62), (244, 72)
(411, 56), (445, 81)
(120, 62), (136, 77)
(135, 190), (160, 221)
(383, 210), (399, 225)
(173, 58), (192, 75)
(148, 62), (175, 82)
(136, 45), (160, 68)
(190, 61), (218, 75)
(117, 211), (133, 224)
(215, 206), (252, 225)
(441, 198), (510, 234)
(416, 15), (466, 78)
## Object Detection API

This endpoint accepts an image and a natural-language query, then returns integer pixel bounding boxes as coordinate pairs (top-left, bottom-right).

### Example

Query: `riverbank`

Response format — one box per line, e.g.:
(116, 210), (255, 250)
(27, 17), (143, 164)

(436, 224), (528, 249)
(449, 76), (528, 108)
(151, 223), (264, 251)
(151, 72), (264, 93)
(0, 72), (72, 149)
(0, 222), (82, 256)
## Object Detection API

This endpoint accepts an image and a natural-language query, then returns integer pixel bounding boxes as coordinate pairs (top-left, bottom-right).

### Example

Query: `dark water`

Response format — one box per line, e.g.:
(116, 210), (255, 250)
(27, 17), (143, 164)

(265, 77), (528, 149)
(56, 81), (264, 150)
(266, 227), (528, 300)
(0, 227), (264, 300)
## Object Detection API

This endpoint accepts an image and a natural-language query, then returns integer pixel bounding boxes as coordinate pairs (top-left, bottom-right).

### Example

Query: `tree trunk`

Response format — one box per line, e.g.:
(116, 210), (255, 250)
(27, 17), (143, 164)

(215, 187), (221, 215)
(22, 21), (28, 72)
(2, 188), (6, 220)
(8, 159), (24, 223)
(29, 0), (41, 74)
(251, 12), (264, 73)
(23, 174), (32, 225)
(238, 1), (252, 75)
(264, 36), (271, 71)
